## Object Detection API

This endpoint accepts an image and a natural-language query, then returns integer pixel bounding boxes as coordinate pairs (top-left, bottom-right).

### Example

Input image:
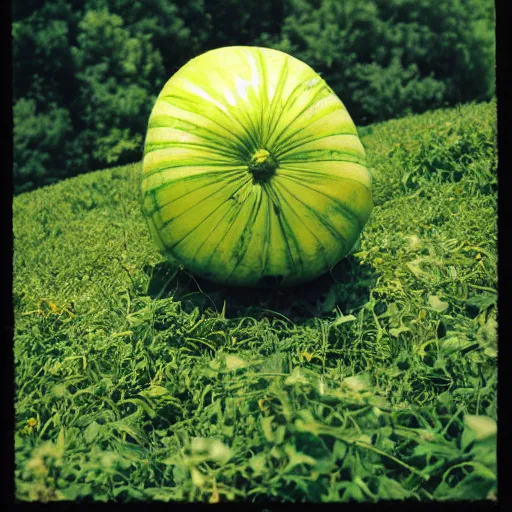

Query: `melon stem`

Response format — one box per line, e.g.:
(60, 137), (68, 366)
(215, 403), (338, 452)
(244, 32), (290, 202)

(248, 149), (278, 181)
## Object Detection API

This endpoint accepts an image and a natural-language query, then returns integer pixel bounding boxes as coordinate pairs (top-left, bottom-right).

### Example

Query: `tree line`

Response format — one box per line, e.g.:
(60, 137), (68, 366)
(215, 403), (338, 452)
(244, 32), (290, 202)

(13, 0), (495, 194)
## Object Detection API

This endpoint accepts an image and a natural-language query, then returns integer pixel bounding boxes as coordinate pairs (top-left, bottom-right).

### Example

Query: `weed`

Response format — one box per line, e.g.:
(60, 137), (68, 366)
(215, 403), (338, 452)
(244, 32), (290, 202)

(13, 101), (497, 502)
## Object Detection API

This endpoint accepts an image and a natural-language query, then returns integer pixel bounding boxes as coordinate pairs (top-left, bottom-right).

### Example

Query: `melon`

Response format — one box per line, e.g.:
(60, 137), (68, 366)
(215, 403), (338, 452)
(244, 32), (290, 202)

(140, 46), (373, 287)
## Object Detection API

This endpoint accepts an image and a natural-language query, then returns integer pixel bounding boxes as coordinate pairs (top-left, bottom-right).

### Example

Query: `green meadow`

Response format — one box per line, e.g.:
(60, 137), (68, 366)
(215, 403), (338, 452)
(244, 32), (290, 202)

(14, 100), (497, 502)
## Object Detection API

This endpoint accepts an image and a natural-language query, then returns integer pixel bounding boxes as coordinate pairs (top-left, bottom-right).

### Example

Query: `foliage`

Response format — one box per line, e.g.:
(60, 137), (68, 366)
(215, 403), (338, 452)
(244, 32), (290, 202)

(71, 8), (164, 169)
(13, 0), (495, 193)
(264, 0), (495, 123)
(13, 99), (73, 193)
(349, 57), (446, 123)
(13, 101), (497, 502)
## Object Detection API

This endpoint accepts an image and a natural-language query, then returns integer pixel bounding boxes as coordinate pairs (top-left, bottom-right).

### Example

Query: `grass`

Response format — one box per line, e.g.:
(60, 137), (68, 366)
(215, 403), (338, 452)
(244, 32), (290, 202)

(13, 100), (497, 503)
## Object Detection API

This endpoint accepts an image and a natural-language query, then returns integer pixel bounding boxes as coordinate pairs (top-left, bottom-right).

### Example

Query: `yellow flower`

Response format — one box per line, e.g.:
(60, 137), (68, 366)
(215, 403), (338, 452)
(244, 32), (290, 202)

(209, 487), (220, 504)
(301, 351), (313, 363)
(27, 417), (38, 428)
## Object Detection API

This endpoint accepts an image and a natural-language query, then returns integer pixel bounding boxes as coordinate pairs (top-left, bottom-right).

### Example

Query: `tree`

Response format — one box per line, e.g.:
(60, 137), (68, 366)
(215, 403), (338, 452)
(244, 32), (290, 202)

(264, 0), (495, 123)
(13, 99), (72, 192)
(12, 0), (496, 193)
(70, 8), (165, 167)
(12, 1), (80, 192)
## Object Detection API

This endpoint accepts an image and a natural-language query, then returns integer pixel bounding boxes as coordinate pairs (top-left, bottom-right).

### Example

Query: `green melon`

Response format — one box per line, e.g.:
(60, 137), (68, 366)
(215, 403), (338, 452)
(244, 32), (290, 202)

(140, 46), (373, 287)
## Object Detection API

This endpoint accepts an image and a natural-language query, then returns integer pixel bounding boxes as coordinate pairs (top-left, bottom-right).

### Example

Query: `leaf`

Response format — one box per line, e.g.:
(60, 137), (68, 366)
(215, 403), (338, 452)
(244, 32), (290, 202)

(172, 465), (188, 484)
(274, 425), (286, 445)
(260, 352), (287, 373)
(311, 458), (336, 478)
(61, 483), (93, 500)
(84, 421), (103, 444)
(294, 410), (320, 435)
(411, 440), (459, 460)
(332, 314), (357, 326)
(322, 286), (337, 312)
(439, 335), (463, 355)
(357, 434), (373, 445)
(470, 437), (497, 471)
(428, 295), (449, 312)
(476, 315), (497, 347)
(111, 420), (149, 446)
(342, 373), (371, 392)
(141, 385), (170, 398)
(333, 440), (348, 461)
(248, 452), (267, 475)
(367, 395), (390, 409)
(389, 326), (411, 337)
(221, 424), (235, 438)
(435, 463), (496, 500)
(260, 416), (275, 443)
(466, 293), (496, 312)
(375, 476), (412, 499)
(100, 451), (120, 469)
(285, 366), (309, 386)
(14, 433), (24, 450)
(207, 440), (232, 465)
(208, 357), (223, 371)
(118, 398), (156, 419)
(127, 488), (146, 500)
(350, 236), (362, 254)
(52, 383), (69, 398)
(190, 437), (232, 465)
(143, 487), (177, 502)
(224, 354), (249, 371)
(460, 424), (476, 453)
(116, 442), (148, 461)
(342, 482), (365, 501)
(378, 302), (400, 319)
(191, 467), (205, 488)
(113, 485), (145, 499)
(269, 445), (283, 460)
(463, 415), (497, 441)
(283, 444), (317, 472)
(295, 432), (332, 463)
(56, 427), (65, 458)
(208, 353), (250, 372)
(484, 347), (497, 358)
(406, 259), (424, 278)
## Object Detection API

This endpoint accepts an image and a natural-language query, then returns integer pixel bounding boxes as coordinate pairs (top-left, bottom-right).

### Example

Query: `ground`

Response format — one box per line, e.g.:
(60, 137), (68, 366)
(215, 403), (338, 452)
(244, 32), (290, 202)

(13, 100), (497, 502)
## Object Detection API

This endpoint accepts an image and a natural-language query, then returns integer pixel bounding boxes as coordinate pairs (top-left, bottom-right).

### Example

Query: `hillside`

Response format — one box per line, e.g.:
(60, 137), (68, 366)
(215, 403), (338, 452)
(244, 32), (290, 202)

(13, 101), (497, 502)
